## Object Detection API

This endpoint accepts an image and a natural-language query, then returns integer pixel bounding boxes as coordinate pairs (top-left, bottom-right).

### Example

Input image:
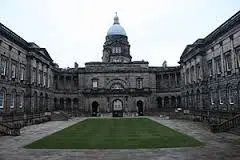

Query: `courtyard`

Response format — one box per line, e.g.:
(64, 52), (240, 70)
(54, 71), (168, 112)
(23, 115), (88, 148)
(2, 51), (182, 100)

(25, 118), (203, 149)
(0, 117), (240, 160)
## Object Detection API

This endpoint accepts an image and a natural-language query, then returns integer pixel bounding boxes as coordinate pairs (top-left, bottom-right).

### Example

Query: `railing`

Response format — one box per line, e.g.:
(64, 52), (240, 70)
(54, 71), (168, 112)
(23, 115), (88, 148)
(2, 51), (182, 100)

(0, 122), (20, 136)
(211, 114), (240, 133)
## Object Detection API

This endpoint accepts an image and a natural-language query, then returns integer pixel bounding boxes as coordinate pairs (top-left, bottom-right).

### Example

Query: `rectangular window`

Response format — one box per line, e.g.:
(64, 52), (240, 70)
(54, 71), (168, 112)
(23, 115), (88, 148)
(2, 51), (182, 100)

(32, 68), (36, 83)
(0, 59), (7, 76)
(10, 93), (15, 109)
(196, 64), (200, 80)
(215, 57), (221, 75)
(0, 91), (4, 109)
(228, 87), (234, 104)
(43, 73), (46, 86)
(19, 95), (24, 109)
(11, 64), (16, 78)
(92, 79), (98, 88)
(186, 68), (190, 83)
(210, 91), (214, 104)
(136, 78), (143, 89)
(218, 90), (223, 104)
(190, 66), (195, 82)
(20, 67), (24, 81)
(112, 47), (121, 53)
(208, 61), (213, 77)
(225, 52), (232, 71)
(236, 46), (240, 68)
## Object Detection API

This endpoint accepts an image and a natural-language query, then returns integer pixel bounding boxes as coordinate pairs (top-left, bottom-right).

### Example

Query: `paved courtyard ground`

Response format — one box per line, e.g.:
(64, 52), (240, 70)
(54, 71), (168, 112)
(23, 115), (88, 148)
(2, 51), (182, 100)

(0, 117), (240, 160)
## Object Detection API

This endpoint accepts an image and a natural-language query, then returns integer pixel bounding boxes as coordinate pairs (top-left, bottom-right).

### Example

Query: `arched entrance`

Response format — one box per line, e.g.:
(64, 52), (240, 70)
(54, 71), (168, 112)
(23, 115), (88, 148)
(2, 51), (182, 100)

(92, 101), (99, 116)
(112, 99), (123, 117)
(137, 100), (144, 116)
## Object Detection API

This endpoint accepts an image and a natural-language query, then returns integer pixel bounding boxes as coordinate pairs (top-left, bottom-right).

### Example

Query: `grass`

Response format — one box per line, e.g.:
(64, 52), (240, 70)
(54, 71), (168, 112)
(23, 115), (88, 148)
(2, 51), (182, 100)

(25, 118), (204, 149)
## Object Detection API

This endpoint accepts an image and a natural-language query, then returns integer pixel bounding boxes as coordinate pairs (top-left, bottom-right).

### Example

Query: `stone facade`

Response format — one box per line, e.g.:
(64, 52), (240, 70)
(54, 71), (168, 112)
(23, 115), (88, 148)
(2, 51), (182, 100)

(179, 11), (240, 123)
(0, 14), (181, 118)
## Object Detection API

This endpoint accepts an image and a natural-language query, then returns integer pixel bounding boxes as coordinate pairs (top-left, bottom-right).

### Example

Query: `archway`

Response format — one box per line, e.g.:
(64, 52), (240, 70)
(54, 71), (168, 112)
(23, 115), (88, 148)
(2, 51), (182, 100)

(137, 100), (144, 116)
(92, 101), (99, 116)
(112, 99), (123, 117)
(157, 97), (162, 111)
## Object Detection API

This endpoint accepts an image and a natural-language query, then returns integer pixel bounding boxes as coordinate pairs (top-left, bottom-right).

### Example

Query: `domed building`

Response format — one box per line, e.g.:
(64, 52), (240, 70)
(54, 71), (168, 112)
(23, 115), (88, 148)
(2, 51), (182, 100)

(0, 13), (181, 121)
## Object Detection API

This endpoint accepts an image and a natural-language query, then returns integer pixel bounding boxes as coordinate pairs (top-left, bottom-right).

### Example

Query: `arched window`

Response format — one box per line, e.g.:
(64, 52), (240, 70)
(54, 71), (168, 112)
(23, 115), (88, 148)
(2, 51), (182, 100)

(210, 90), (214, 105)
(0, 89), (5, 109)
(111, 83), (124, 90)
(10, 90), (16, 109)
(228, 86), (234, 104)
(19, 92), (24, 109)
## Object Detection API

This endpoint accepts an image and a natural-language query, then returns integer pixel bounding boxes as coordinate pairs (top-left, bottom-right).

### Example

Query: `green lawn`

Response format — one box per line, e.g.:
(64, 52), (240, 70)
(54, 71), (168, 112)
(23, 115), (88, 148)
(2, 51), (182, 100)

(25, 118), (204, 149)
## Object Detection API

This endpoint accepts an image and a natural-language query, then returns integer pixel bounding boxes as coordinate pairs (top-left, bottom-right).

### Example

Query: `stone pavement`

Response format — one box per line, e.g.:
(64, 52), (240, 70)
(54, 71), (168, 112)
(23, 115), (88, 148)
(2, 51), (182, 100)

(0, 117), (239, 160)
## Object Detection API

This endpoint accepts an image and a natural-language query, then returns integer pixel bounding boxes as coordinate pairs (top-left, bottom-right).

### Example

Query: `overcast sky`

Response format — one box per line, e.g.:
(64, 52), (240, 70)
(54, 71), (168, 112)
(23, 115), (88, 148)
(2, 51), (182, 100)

(1, 0), (240, 67)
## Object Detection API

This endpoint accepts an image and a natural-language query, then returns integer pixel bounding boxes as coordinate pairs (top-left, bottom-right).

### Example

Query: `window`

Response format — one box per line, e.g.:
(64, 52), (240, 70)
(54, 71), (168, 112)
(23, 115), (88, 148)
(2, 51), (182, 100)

(0, 59), (7, 76)
(112, 47), (121, 53)
(228, 87), (234, 104)
(186, 68), (190, 83)
(225, 52), (232, 71)
(20, 67), (24, 81)
(0, 91), (4, 109)
(210, 91), (214, 105)
(136, 78), (143, 89)
(92, 79), (98, 88)
(10, 91), (16, 109)
(236, 46), (240, 68)
(38, 71), (42, 85)
(218, 89), (223, 104)
(111, 83), (124, 90)
(196, 64), (201, 80)
(43, 73), (47, 86)
(215, 57), (221, 75)
(19, 94), (24, 109)
(11, 64), (16, 79)
(208, 60), (213, 76)
(47, 73), (51, 88)
(190, 66), (195, 82)
(32, 68), (36, 83)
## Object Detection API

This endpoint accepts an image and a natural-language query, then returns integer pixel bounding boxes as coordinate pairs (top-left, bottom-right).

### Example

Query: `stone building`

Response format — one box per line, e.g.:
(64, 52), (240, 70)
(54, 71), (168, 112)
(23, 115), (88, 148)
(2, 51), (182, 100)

(179, 10), (240, 123)
(0, 14), (181, 118)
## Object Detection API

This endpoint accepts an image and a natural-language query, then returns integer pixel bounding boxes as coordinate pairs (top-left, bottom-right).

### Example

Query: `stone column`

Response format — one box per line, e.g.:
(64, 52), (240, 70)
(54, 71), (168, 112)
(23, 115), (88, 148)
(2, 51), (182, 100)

(230, 35), (236, 74)
(211, 48), (215, 78)
(219, 42), (225, 77)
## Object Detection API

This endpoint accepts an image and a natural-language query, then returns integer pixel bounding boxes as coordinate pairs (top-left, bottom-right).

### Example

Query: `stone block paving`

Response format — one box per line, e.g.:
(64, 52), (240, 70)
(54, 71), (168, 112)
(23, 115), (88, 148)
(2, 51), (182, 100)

(0, 117), (239, 160)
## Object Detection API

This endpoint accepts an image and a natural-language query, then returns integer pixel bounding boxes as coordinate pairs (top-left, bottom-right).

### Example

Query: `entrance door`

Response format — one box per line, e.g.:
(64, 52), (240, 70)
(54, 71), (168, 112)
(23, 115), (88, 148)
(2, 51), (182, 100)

(92, 101), (98, 116)
(112, 99), (123, 117)
(137, 100), (143, 116)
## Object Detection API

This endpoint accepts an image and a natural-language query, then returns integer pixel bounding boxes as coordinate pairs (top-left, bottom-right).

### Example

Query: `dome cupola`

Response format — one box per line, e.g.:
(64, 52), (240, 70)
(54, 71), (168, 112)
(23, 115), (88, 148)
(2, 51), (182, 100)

(107, 12), (127, 36)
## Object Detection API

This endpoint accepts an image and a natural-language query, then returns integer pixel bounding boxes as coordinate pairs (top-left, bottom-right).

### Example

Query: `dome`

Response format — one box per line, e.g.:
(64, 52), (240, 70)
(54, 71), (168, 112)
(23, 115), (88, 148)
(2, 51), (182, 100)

(107, 13), (127, 36)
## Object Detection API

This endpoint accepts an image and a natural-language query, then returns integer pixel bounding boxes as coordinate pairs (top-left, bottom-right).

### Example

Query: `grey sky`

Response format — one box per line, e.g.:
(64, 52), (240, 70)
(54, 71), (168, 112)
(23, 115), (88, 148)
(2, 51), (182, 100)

(1, 0), (240, 67)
